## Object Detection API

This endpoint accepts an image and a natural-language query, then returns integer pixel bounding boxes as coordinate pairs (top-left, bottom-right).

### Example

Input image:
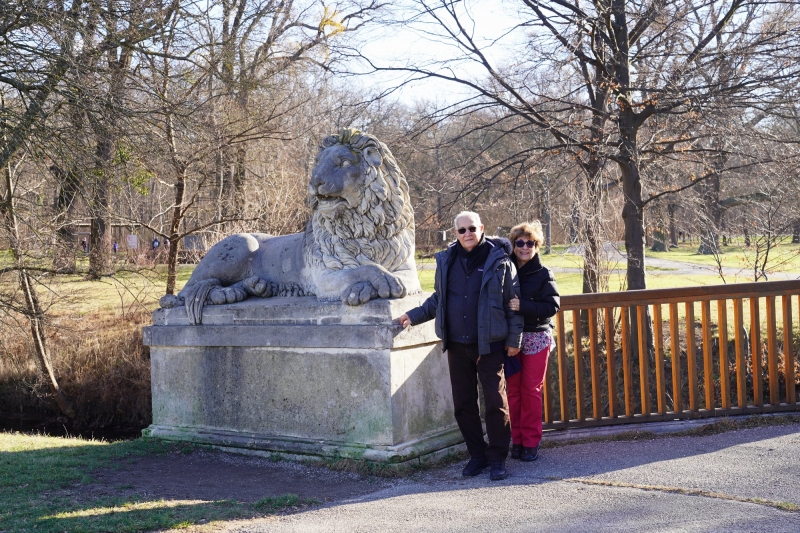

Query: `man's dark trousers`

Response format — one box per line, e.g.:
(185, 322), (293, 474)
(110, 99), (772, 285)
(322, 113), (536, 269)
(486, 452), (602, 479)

(447, 341), (510, 462)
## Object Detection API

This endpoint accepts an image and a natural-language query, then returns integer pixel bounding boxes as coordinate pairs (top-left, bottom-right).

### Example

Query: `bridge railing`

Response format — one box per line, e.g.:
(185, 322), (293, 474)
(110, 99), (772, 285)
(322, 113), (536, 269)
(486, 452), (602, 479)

(544, 279), (800, 430)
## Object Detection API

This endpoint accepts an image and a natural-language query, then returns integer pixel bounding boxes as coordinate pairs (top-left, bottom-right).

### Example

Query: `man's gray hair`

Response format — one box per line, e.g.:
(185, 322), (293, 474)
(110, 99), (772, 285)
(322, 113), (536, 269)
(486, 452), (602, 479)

(454, 211), (482, 229)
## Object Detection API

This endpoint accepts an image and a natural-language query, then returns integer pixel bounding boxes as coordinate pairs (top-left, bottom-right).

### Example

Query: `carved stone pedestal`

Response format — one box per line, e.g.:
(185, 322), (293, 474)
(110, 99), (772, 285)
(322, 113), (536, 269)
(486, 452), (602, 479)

(142, 295), (463, 464)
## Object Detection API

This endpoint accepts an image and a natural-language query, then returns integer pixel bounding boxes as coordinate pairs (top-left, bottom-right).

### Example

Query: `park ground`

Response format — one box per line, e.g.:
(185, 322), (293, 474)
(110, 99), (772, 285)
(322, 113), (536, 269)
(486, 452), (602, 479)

(2, 416), (800, 532)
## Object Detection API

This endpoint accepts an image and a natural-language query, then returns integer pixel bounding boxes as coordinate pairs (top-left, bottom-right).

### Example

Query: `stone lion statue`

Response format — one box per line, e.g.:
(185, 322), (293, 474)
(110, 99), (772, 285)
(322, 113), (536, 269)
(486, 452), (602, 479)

(159, 129), (421, 324)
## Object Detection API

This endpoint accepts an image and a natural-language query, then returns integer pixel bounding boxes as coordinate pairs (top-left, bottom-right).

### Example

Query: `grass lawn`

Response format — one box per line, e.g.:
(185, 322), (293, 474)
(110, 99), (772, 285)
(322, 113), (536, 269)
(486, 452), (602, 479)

(16, 263), (195, 318)
(0, 433), (306, 533)
(646, 241), (800, 273)
(36, 258), (720, 310)
(24, 240), (800, 317)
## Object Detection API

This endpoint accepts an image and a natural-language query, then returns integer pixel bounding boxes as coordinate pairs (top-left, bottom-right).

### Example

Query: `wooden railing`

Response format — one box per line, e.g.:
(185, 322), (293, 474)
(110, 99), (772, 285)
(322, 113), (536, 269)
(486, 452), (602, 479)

(544, 279), (800, 429)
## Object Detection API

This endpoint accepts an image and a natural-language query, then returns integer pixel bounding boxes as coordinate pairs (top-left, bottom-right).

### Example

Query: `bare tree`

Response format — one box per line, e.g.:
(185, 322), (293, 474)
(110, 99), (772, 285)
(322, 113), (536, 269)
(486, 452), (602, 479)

(194, 0), (383, 226)
(125, 0), (382, 294)
(362, 0), (800, 292)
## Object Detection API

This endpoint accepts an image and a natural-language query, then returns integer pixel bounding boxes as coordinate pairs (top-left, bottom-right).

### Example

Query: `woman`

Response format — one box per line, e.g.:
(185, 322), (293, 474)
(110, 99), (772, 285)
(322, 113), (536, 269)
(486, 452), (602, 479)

(507, 221), (560, 461)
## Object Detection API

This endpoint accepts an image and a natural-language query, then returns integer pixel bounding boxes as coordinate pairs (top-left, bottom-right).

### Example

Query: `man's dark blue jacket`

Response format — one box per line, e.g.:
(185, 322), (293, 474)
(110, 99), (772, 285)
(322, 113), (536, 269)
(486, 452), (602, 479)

(406, 237), (524, 355)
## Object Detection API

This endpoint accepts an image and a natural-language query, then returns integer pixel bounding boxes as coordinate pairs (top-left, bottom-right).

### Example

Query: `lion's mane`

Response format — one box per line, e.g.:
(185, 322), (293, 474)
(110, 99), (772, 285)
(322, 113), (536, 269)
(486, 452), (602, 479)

(305, 130), (415, 274)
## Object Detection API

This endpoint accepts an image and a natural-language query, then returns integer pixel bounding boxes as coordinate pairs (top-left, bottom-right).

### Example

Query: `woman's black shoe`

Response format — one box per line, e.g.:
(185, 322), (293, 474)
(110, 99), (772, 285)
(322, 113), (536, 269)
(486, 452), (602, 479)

(520, 445), (539, 462)
(510, 444), (522, 460)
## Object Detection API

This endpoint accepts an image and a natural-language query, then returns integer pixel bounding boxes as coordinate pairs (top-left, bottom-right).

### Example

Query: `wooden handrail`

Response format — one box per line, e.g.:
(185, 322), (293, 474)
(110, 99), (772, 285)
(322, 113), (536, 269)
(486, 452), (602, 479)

(560, 279), (800, 310)
(544, 279), (800, 432)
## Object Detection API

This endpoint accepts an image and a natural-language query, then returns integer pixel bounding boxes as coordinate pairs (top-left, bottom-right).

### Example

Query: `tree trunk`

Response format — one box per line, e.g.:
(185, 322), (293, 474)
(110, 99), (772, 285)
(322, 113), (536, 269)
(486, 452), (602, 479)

(542, 176), (551, 254)
(619, 158), (647, 290)
(569, 196), (580, 244)
(792, 220), (800, 244)
(89, 40), (132, 277)
(51, 164), (82, 273)
(88, 136), (113, 277)
(215, 147), (225, 226)
(651, 228), (667, 252)
(582, 169), (602, 294)
(166, 236), (180, 294)
(53, 224), (77, 273)
(219, 145), (236, 229)
(609, 0), (646, 290)
(668, 203), (678, 247)
(165, 167), (186, 295)
(234, 145), (247, 216)
(698, 173), (722, 255)
(581, 215), (601, 333)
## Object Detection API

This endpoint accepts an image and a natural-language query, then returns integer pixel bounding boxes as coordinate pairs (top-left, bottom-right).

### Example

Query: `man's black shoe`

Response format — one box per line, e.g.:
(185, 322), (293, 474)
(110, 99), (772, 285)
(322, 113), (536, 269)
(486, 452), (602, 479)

(510, 444), (522, 460)
(520, 445), (539, 462)
(489, 461), (507, 480)
(462, 457), (489, 477)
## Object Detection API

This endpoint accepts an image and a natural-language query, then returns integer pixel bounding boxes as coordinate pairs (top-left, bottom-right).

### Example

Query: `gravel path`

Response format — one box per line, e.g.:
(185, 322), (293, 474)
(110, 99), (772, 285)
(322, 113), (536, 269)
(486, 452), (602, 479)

(212, 423), (800, 533)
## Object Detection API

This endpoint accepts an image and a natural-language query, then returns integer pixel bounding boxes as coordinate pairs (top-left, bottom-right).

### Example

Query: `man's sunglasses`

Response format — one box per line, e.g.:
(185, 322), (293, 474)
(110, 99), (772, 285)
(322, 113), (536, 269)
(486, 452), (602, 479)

(515, 240), (537, 249)
(457, 226), (478, 234)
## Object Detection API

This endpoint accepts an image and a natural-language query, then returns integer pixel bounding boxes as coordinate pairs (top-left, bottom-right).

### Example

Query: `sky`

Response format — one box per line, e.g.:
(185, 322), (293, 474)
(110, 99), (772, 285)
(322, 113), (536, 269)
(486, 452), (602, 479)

(353, 0), (526, 105)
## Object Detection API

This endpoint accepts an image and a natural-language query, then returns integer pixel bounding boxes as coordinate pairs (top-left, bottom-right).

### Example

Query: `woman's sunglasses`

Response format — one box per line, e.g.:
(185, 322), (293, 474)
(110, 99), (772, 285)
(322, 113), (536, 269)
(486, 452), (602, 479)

(515, 239), (537, 249)
(457, 226), (478, 234)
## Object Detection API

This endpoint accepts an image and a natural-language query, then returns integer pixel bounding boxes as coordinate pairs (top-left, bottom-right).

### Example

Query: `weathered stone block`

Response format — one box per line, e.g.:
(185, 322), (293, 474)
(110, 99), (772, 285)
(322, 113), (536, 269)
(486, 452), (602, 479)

(143, 294), (463, 463)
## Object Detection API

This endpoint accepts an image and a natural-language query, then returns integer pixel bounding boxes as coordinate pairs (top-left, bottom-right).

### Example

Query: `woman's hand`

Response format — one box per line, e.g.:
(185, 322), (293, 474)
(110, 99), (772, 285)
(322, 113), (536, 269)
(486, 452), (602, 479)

(509, 295), (520, 312)
(398, 313), (412, 328)
(506, 346), (520, 356)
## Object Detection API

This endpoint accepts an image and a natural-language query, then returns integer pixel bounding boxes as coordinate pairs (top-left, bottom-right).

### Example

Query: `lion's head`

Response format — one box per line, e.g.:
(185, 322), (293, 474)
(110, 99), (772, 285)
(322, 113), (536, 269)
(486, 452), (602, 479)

(306, 129), (415, 272)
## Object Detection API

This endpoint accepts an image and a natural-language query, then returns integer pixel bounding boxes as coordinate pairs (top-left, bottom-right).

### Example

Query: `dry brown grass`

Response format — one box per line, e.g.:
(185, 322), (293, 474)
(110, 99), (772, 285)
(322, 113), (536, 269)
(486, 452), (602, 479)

(0, 308), (152, 431)
(0, 263), (192, 432)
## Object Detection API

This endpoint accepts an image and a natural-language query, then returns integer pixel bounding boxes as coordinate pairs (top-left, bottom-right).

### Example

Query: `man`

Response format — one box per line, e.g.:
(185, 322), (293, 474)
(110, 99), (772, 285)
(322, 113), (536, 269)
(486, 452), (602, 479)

(398, 211), (523, 480)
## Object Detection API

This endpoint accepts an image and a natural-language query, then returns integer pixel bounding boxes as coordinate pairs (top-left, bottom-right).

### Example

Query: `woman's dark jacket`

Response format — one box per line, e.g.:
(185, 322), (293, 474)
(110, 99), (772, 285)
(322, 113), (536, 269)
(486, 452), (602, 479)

(514, 253), (560, 332)
(406, 238), (524, 355)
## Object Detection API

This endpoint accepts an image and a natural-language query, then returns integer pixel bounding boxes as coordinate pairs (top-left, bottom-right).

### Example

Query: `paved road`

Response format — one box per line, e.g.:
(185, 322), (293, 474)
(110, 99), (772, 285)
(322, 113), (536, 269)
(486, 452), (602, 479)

(219, 423), (800, 533)
(559, 242), (797, 281)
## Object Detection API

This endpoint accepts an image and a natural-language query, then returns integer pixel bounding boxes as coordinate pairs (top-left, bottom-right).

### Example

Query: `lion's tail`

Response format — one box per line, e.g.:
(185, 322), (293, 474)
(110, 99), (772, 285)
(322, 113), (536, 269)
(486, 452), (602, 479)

(183, 278), (221, 325)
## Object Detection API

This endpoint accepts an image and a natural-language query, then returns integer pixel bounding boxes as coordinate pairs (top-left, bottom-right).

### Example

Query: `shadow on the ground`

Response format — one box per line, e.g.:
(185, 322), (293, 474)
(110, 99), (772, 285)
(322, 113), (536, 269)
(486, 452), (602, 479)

(3, 421), (799, 532)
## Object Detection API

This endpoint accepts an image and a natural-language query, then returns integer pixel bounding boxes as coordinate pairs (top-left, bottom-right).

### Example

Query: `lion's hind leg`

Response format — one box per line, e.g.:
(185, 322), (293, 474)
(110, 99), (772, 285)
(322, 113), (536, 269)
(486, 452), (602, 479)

(207, 285), (247, 305)
(242, 276), (273, 298)
(203, 276), (275, 308)
(207, 276), (273, 304)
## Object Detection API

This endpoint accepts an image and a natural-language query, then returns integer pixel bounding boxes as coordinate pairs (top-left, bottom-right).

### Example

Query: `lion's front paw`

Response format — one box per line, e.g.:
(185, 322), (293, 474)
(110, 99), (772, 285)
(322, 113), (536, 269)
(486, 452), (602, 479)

(376, 272), (406, 299)
(343, 281), (379, 306)
(208, 286), (248, 305)
(243, 276), (273, 297)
